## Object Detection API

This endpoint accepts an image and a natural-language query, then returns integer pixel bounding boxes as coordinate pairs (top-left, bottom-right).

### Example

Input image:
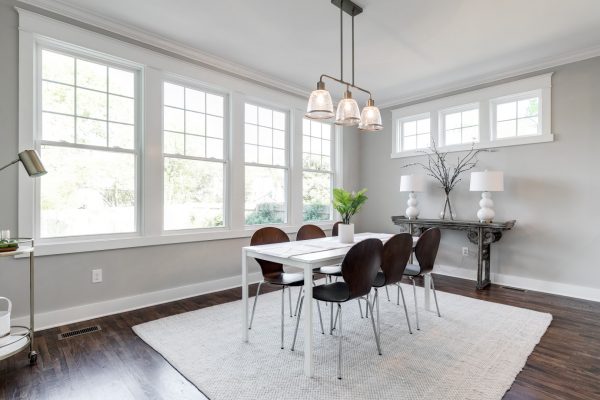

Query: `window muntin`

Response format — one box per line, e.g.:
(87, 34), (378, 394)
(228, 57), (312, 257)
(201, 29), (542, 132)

(39, 48), (138, 238)
(442, 106), (479, 146)
(162, 82), (226, 231)
(302, 119), (333, 221)
(494, 96), (540, 139)
(244, 103), (288, 225)
(400, 115), (430, 151)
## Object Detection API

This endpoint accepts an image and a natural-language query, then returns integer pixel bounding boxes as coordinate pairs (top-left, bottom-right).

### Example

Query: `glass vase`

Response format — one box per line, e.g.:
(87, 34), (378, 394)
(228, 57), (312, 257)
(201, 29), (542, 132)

(439, 192), (456, 220)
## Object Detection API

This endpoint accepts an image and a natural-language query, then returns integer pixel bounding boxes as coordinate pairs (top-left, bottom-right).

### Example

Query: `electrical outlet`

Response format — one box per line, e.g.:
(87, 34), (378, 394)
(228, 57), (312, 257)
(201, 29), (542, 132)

(92, 268), (103, 283)
(462, 247), (469, 256)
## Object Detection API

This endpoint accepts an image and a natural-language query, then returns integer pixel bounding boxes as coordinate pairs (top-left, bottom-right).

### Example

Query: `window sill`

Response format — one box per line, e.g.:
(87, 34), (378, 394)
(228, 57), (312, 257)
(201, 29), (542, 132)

(391, 133), (554, 159)
(18, 222), (337, 257)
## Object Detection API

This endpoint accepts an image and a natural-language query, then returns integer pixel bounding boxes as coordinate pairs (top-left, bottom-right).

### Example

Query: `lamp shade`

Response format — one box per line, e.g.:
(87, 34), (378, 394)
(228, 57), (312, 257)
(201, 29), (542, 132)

(335, 90), (361, 126)
(18, 150), (46, 177)
(305, 83), (334, 120)
(400, 174), (425, 192)
(469, 170), (504, 192)
(359, 99), (383, 131)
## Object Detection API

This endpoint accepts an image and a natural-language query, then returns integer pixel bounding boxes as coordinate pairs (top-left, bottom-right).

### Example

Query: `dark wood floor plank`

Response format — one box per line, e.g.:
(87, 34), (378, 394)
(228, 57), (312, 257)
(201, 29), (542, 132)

(0, 277), (598, 399)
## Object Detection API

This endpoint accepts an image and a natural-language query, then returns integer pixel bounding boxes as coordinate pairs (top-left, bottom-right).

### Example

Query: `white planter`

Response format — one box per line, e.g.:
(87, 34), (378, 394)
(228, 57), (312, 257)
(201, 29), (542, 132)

(338, 223), (355, 243)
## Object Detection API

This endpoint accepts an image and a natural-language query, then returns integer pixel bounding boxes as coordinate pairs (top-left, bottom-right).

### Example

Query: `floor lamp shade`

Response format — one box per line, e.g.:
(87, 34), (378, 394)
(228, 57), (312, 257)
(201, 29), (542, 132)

(18, 150), (47, 177)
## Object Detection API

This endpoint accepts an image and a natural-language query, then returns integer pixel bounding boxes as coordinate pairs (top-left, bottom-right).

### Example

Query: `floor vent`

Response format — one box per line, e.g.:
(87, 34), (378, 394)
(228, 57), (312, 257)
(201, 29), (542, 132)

(501, 286), (527, 292)
(57, 325), (101, 340)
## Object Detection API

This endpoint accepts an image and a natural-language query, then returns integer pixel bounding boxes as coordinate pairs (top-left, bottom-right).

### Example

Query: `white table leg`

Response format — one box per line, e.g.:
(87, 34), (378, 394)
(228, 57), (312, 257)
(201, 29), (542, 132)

(242, 249), (249, 342)
(424, 273), (431, 311)
(303, 265), (314, 377)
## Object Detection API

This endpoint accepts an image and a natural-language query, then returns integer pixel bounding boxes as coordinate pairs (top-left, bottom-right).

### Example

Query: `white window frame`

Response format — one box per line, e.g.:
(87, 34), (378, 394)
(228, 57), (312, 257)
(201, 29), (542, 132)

(17, 9), (339, 256)
(438, 103), (480, 147)
(490, 90), (542, 141)
(161, 76), (230, 233)
(301, 119), (336, 222)
(395, 113), (432, 153)
(391, 73), (553, 158)
(243, 100), (291, 226)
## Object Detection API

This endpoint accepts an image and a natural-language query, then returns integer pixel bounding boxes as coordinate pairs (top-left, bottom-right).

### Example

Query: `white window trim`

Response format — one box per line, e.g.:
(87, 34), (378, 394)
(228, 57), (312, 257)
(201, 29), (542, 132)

(395, 112), (432, 153)
(438, 102), (480, 147)
(17, 9), (339, 257)
(391, 73), (554, 159)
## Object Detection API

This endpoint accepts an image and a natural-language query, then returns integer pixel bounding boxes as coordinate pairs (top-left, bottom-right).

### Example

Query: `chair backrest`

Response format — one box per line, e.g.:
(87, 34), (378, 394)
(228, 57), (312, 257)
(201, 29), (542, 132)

(296, 224), (326, 241)
(332, 221), (341, 237)
(414, 227), (441, 274)
(381, 233), (413, 285)
(250, 227), (290, 276)
(341, 238), (383, 300)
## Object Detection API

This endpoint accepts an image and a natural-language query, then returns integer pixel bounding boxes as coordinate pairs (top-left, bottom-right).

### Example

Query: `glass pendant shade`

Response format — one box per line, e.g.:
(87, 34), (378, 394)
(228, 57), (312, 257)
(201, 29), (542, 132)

(335, 90), (361, 126)
(305, 81), (334, 119)
(359, 99), (383, 131)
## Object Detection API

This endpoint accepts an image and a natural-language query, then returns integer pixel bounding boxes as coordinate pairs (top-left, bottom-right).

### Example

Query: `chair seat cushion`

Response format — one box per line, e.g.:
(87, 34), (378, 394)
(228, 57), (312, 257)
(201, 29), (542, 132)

(314, 265), (342, 276)
(372, 271), (386, 287)
(264, 272), (305, 286)
(312, 282), (350, 303)
(404, 263), (421, 276)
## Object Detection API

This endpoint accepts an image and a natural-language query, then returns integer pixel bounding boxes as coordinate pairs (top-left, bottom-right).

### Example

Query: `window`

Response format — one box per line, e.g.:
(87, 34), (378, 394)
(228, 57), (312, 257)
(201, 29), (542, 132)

(162, 82), (227, 231)
(39, 48), (138, 238)
(244, 103), (288, 225)
(441, 105), (479, 146)
(302, 119), (334, 221)
(492, 94), (540, 139)
(398, 114), (431, 152)
(391, 73), (552, 158)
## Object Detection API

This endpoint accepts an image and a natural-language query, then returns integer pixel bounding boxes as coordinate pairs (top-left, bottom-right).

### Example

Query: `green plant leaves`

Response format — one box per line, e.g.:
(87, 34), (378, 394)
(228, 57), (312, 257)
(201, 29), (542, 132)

(332, 188), (368, 224)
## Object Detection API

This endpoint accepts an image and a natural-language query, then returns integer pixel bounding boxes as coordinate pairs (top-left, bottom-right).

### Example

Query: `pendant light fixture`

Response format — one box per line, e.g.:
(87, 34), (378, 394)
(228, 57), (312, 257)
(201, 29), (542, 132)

(305, 0), (383, 132)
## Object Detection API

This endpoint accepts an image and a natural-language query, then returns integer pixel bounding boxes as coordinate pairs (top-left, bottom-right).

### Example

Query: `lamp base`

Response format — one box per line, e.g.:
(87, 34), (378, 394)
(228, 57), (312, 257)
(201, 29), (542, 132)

(477, 192), (495, 223)
(405, 192), (420, 219)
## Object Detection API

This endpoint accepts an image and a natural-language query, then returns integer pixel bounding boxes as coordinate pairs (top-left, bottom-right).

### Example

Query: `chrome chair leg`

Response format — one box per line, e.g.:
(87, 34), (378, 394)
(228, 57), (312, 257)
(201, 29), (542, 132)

(281, 287), (285, 349)
(316, 300), (325, 334)
(366, 298), (382, 355)
(385, 286), (390, 301)
(365, 292), (370, 318)
(332, 304), (340, 331)
(288, 286), (293, 317)
(330, 297), (334, 334)
(411, 277), (420, 330)
(357, 298), (363, 318)
(337, 304), (343, 380)
(291, 296), (304, 351)
(294, 286), (303, 316)
(397, 284), (400, 305)
(398, 285), (413, 334)
(375, 289), (381, 336)
(248, 281), (263, 330)
(430, 274), (441, 318)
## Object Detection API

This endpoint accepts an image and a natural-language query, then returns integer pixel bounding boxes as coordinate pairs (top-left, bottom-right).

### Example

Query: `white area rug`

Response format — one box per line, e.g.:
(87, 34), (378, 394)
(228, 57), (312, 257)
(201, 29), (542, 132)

(133, 284), (551, 400)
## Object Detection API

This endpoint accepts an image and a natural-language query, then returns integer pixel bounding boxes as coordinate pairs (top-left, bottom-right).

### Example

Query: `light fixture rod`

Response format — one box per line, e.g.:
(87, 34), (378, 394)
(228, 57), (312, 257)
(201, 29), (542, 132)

(340, 0), (343, 81)
(319, 74), (372, 98)
(352, 15), (355, 86)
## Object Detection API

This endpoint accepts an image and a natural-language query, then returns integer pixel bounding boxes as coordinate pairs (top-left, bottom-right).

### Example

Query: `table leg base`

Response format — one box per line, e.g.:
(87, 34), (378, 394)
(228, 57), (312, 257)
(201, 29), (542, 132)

(476, 279), (491, 290)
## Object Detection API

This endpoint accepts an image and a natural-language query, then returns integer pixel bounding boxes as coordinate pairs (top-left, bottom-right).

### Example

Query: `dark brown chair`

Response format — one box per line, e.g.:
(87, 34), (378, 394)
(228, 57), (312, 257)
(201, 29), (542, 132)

(372, 233), (414, 335)
(403, 227), (442, 330)
(296, 224), (326, 241)
(249, 227), (305, 349)
(331, 221), (341, 237)
(291, 238), (383, 379)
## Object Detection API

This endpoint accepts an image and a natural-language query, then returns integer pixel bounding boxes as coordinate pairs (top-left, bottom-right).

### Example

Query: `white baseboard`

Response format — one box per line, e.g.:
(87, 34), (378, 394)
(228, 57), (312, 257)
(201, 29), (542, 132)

(434, 264), (600, 303)
(11, 272), (263, 331)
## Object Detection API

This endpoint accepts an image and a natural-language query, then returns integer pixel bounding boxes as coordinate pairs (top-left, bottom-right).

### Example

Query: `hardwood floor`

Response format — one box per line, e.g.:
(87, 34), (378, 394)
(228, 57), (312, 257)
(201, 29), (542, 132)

(1, 275), (599, 400)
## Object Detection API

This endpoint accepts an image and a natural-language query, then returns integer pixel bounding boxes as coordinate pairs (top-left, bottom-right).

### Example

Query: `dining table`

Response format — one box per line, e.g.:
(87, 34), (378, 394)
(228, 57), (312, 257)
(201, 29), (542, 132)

(241, 232), (423, 377)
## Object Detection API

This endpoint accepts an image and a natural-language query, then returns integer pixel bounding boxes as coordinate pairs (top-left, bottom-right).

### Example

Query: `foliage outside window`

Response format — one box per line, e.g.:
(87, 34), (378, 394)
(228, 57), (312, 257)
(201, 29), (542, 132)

(162, 82), (226, 231)
(244, 103), (288, 225)
(302, 119), (334, 221)
(39, 48), (137, 238)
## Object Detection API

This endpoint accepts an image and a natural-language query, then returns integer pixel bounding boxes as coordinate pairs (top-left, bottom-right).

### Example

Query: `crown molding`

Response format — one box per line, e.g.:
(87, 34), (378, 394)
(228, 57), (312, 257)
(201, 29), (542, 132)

(17, 0), (311, 99)
(378, 43), (600, 109)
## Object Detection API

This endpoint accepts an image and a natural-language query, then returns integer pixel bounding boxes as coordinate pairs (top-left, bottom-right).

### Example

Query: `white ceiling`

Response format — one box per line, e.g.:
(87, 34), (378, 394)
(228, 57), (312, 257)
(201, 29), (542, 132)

(29, 0), (600, 106)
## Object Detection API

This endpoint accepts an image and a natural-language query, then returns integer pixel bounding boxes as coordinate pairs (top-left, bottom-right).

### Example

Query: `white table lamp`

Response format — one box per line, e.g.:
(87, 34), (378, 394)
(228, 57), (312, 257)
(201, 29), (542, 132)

(470, 170), (504, 223)
(400, 174), (425, 219)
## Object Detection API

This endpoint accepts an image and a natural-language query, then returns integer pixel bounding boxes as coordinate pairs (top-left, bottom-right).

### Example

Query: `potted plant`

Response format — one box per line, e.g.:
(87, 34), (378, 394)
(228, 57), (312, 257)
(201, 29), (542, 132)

(332, 188), (368, 243)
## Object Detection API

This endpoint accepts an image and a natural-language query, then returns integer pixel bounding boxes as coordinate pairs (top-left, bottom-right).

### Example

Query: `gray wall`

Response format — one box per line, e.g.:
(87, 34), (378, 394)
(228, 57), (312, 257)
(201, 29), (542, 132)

(356, 56), (600, 293)
(0, 0), (362, 321)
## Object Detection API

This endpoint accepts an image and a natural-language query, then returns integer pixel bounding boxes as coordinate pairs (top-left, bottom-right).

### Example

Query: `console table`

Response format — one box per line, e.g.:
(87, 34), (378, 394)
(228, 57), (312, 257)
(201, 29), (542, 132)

(391, 216), (516, 290)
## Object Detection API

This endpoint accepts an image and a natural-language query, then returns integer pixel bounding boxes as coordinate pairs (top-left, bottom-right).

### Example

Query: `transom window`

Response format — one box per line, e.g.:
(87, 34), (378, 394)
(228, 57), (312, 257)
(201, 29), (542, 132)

(162, 82), (227, 230)
(442, 106), (479, 146)
(39, 48), (138, 238)
(399, 114), (431, 151)
(302, 119), (334, 221)
(493, 95), (540, 139)
(244, 103), (288, 225)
